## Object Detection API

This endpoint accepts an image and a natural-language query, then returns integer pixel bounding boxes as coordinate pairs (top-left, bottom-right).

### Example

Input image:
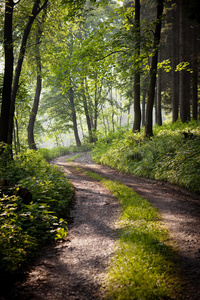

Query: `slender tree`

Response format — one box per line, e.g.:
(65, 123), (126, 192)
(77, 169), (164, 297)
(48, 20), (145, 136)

(7, 0), (49, 147)
(156, 53), (162, 126)
(82, 82), (94, 142)
(28, 16), (45, 150)
(145, 0), (163, 137)
(192, 24), (198, 120)
(69, 86), (82, 147)
(0, 0), (14, 145)
(171, 3), (179, 123)
(132, 0), (141, 132)
(179, 0), (187, 123)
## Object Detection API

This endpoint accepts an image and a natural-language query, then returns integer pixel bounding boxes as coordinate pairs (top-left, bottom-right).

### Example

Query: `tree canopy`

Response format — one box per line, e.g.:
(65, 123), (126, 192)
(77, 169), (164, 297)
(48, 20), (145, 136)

(0, 0), (199, 151)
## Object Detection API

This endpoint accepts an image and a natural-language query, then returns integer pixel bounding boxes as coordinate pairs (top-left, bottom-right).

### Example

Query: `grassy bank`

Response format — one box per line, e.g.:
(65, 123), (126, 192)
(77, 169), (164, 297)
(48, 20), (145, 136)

(92, 120), (200, 194)
(85, 170), (180, 299)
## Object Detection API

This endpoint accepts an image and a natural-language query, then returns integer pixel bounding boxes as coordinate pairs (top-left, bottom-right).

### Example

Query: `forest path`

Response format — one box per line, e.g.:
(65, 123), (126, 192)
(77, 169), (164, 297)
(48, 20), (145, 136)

(12, 152), (200, 300)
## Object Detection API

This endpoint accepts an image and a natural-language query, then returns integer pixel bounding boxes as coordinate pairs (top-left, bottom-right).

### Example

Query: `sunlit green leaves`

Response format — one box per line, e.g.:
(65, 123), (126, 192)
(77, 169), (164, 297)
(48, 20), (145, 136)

(157, 59), (171, 72)
(92, 120), (200, 193)
(175, 61), (193, 73)
(0, 150), (73, 276)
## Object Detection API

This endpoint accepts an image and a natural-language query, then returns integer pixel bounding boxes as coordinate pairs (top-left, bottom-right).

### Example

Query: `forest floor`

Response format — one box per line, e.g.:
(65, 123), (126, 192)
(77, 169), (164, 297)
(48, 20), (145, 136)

(6, 152), (200, 300)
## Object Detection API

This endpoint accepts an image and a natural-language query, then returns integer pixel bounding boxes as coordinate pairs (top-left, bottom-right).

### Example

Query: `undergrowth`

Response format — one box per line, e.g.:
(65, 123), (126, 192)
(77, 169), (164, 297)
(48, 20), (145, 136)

(0, 149), (73, 281)
(92, 120), (200, 194)
(85, 170), (181, 299)
(65, 153), (82, 162)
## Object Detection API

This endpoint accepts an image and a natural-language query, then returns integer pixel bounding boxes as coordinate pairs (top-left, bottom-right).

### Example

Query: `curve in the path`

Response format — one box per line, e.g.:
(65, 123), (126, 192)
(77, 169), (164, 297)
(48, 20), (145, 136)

(11, 153), (200, 300)
(11, 154), (120, 300)
(70, 153), (200, 300)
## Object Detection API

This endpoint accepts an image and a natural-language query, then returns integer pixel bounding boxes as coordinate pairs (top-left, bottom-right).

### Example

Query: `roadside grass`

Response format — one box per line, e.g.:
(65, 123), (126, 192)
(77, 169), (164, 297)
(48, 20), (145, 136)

(38, 143), (93, 161)
(92, 120), (200, 194)
(65, 153), (82, 162)
(85, 170), (181, 299)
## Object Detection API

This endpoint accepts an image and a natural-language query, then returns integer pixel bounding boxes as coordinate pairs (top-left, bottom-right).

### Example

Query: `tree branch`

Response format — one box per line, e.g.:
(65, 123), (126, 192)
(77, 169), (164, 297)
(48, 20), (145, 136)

(26, 40), (42, 48)
(94, 50), (126, 62)
(14, 0), (21, 6)
(38, 0), (48, 14)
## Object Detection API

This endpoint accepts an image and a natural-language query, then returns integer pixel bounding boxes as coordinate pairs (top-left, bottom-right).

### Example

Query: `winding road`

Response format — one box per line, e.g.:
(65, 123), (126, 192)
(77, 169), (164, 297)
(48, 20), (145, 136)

(11, 152), (200, 300)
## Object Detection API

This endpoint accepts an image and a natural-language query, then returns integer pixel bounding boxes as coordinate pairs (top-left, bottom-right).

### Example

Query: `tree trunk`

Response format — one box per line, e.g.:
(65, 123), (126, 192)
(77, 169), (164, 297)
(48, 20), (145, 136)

(82, 91), (94, 142)
(69, 87), (81, 147)
(110, 87), (115, 132)
(142, 89), (146, 126)
(28, 71), (42, 150)
(85, 78), (95, 129)
(156, 58), (162, 126)
(133, 0), (141, 132)
(145, 0), (163, 137)
(94, 82), (101, 131)
(13, 118), (17, 155)
(192, 24), (198, 120)
(179, 0), (187, 123)
(185, 71), (191, 121)
(100, 103), (107, 135)
(28, 8), (46, 150)
(0, 0), (14, 145)
(15, 116), (20, 154)
(7, 0), (48, 146)
(172, 4), (179, 123)
(155, 85), (157, 124)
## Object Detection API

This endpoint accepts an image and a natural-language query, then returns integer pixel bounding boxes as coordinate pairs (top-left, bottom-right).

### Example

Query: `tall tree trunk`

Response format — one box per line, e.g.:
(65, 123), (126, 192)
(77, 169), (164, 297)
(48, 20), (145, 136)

(28, 40), (42, 150)
(133, 0), (141, 132)
(7, 0), (48, 146)
(179, 0), (187, 123)
(145, 0), (163, 137)
(82, 90), (94, 142)
(28, 68), (42, 150)
(100, 103), (107, 135)
(85, 78), (95, 129)
(80, 119), (85, 141)
(14, 116), (20, 154)
(172, 4), (179, 123)
(69, 87), (81, 147)
(154, 84), (157, 124)
(110, 87), (115, 132)
(94, 82), (101, 131)
(0, 0), (14, 145)
(192, 24), (198, 120)
(28, 9), (46, 150)
(156, 53), (162, 126)
(13, 118), (17, 155)
(142, 89), (146, 126)
(94, 82), (98, 131)
(119, 94), (122, 127)
(185, 71), (191, 121)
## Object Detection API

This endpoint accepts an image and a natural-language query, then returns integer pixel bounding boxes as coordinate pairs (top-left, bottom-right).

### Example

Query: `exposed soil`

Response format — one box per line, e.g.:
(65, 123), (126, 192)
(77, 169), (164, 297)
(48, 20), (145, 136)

(5, 152), (200, 300)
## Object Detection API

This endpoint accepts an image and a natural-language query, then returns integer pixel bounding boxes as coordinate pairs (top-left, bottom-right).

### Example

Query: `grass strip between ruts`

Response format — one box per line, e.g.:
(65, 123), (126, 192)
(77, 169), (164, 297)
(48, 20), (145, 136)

(84, 170), (181, 300)
(65, 153), (82, 162)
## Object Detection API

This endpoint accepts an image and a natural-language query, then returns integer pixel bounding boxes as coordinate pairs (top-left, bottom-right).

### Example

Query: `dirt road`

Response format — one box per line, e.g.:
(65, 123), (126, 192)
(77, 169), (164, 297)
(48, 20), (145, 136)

(11, 153), (200, 299)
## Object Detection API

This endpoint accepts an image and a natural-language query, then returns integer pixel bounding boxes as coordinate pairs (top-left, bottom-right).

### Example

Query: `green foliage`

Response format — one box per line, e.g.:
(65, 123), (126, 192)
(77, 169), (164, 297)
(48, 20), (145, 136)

(92, 120), (200, 193)
(85, 171), (180, 299)
(0, 150), (73, 277)
(65, 153), (82, 162)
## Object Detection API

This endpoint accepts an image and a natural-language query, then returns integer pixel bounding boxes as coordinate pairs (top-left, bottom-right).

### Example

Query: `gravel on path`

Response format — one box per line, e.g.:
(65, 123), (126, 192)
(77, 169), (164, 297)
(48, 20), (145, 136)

(9, 152), (200, 300)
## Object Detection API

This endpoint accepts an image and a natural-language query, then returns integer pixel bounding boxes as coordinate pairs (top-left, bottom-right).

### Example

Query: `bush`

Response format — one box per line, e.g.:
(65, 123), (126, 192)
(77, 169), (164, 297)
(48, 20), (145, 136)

(0, 150), (73, 278)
